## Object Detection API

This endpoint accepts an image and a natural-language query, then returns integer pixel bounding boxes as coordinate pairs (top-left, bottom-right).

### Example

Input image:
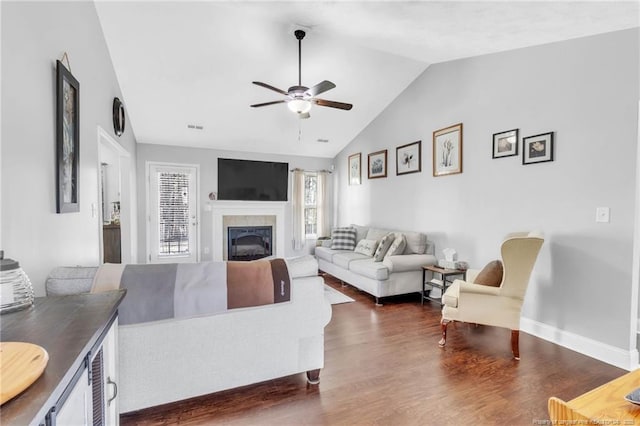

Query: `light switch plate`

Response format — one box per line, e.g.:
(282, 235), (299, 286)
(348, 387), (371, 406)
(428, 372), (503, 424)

(596, 207), (610, 223)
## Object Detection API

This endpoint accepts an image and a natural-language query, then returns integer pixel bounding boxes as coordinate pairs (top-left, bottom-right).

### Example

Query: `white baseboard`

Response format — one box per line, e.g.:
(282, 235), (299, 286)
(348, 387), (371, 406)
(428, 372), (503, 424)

(520, 317), (635, 371)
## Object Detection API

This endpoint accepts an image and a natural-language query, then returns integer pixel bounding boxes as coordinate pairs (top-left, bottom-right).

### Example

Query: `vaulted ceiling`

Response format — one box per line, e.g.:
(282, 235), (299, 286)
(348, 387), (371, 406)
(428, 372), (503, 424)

(95, 1), (639, 158)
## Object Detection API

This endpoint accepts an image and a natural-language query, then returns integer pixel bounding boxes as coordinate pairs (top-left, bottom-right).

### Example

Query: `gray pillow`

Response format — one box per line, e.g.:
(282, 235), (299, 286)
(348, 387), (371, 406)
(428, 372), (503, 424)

(373, 233), (395, 262)
(384, 234), (407, 259)
(331, 227), (357, 250)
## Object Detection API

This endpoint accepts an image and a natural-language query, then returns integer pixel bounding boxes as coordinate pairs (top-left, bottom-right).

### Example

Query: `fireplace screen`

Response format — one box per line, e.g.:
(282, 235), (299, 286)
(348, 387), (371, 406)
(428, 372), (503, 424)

(227, 226), (273, 261)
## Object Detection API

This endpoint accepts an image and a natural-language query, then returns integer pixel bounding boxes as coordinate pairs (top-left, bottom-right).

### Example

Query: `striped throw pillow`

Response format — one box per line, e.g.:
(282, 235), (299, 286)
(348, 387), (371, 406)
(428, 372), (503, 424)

(331, 227), (357, 250)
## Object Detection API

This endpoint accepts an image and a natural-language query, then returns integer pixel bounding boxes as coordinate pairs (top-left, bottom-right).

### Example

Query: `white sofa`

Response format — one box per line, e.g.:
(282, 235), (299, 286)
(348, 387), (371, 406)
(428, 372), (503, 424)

(45, 256), (332, 413)
(316, 225), (437, 305)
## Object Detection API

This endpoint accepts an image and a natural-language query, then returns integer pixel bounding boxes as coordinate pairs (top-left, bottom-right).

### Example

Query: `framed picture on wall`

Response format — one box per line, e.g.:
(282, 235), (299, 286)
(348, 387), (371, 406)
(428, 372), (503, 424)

(348, 153), (361, 185)
(523, 132), (554, 165)
(396, 141), (422, 175)
(433, 123), (463, 177)
(56, 60), (80, 213)
(492, 129), (519, 159)
(368, 149), (388, 179)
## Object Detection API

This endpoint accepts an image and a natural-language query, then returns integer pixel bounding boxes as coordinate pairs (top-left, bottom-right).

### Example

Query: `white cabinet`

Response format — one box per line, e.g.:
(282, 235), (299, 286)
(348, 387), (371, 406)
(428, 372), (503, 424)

(48, 319), (120, 425)
(55, 370), (91, 425)
(103, 318), (119, 425)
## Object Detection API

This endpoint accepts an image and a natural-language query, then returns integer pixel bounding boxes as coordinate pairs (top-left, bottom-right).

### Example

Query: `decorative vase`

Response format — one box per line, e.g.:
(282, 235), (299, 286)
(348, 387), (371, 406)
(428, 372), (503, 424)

(0, 250), (34, 314)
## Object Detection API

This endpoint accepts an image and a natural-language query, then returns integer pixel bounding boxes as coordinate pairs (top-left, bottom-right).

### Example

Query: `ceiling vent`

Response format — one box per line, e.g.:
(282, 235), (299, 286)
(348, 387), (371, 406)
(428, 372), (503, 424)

(316, 138), (329, 143)
(187, 124), (203, 130)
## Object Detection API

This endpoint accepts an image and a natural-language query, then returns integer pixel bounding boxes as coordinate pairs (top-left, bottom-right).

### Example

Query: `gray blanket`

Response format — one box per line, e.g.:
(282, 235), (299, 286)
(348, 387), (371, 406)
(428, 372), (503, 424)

(92, 259), (291, 325)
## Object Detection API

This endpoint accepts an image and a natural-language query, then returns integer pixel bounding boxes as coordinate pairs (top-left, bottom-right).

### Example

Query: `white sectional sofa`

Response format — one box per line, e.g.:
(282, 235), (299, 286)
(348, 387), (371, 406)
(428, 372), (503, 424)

(316, 225), (437, 305)
(45, 256), (332, 413)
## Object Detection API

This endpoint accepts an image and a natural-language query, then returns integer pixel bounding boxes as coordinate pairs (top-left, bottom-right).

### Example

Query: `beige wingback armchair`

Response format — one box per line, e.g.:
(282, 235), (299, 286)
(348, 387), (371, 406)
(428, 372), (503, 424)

(438, 231), (544, 359)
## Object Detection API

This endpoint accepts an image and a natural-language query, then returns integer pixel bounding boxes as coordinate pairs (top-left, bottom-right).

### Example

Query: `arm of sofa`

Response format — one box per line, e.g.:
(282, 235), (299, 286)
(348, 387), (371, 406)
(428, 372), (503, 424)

(383, 254), (437, 273)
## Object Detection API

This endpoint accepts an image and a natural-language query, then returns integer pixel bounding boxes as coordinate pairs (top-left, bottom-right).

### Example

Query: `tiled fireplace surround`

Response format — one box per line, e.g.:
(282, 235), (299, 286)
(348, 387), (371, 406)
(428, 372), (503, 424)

(212, 201), (286, 261)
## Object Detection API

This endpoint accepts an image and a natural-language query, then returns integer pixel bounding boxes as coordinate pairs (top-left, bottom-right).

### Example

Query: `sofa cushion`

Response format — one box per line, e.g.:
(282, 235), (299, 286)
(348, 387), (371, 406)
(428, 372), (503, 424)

(373, 232), (395, 262)
(350, 224), (369, 244)
(349, 259), (389, 281)
(331, 227), (357, 250)
(333, 252), (372, 269)
(354, 239), (378, 257)
(474, 260), (503, 287)
(385, 234), (407, 258)
(366, 227), (391, 242)
(402, 231), (427, 254)
(315, 246), (349, 263)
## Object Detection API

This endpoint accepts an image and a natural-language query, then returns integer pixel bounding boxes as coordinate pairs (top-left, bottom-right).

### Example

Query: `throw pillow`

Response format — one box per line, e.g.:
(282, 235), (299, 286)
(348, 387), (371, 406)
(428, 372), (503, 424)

(331, 227), (357, 251)
(354, 239), (379, 257)
(373, 232), (395, 262)
(474, 260), (503, 287)
(384, 234), (407, 259)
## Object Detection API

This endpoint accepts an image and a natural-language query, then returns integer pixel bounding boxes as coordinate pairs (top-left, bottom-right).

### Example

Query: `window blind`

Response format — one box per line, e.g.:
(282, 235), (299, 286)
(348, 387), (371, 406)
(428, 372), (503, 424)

(157, 171), (191, 256)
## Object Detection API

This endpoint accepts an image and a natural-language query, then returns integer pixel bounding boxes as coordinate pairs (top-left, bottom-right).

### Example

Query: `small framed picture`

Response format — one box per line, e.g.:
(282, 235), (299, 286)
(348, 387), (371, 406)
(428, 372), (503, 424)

(396, 141), (422, 175)
(368, 149), (388, 179)
(348, 153), (361, 185)
(523, 132), (554, 165)
(492, 129), (518, 159)
(56, 60), (80, 213)
(433, 123), (463, 177)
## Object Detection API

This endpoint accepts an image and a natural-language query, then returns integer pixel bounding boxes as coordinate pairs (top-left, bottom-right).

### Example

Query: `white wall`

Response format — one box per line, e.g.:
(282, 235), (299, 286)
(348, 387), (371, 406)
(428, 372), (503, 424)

(1, 2), (137, 295)
(136, 143), (333, 263)
(334, 29), (639, 352)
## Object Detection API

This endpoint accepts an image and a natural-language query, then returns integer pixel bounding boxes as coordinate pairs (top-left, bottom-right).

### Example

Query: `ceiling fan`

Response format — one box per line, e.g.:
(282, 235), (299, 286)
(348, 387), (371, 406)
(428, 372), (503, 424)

(250, 29), (353, 119)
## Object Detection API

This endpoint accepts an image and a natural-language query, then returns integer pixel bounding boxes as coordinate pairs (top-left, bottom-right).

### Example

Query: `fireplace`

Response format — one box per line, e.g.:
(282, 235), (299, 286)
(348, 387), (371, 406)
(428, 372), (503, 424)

(227, 226), (273, 261)
(211, 201), (285, 261)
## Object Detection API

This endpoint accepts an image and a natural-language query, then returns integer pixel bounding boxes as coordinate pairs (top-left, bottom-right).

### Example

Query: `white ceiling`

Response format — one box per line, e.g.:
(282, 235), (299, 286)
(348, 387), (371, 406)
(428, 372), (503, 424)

(95, 1), (639, 158)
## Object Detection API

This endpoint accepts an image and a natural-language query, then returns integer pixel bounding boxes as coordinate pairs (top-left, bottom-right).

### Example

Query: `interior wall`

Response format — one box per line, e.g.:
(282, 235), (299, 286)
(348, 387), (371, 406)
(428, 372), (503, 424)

(334, 29), (640, 351)
(1, 1), (137, 295)
(136, 143), (333, 263)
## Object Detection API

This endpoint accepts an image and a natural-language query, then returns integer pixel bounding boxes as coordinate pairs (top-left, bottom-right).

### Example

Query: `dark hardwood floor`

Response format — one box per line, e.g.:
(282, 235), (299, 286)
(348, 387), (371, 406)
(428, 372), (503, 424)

(121, 274), (625, 425)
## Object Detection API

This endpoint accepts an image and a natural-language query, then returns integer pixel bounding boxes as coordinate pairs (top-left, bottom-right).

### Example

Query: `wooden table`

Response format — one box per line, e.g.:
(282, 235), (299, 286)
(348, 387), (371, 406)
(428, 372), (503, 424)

(421, 265), (466, 305)
(549, 368), (640, 422)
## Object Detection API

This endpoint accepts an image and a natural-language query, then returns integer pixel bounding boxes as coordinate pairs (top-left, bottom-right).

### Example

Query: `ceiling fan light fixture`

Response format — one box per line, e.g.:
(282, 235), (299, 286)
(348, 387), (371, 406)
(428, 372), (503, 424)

(288, 99), (312, 114)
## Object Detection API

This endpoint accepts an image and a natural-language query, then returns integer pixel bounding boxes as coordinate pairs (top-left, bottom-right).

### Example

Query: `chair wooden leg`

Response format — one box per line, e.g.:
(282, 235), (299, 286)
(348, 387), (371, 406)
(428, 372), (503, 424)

(511, 330), (520, 360)
(439, 319), (449, 347)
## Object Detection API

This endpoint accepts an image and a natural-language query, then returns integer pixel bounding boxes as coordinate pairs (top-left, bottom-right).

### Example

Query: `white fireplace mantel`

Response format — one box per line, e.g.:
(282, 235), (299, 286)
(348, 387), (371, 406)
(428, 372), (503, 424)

(211, 201), (286, 261)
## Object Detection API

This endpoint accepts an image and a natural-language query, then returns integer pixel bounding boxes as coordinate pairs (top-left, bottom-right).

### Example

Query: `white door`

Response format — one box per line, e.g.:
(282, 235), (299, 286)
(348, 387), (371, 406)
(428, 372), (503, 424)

(148, 163), (199, 263)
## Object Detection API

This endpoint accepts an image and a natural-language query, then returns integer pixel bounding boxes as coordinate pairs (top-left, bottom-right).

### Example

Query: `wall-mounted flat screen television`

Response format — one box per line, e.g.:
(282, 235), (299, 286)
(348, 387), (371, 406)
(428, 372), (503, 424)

(217, 158), (289, 201)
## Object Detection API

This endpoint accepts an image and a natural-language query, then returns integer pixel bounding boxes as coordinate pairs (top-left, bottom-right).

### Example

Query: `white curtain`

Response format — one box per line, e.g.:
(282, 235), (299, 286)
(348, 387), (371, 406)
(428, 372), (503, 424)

(291, 169), (305, 250)
(317, 171), (330, 238)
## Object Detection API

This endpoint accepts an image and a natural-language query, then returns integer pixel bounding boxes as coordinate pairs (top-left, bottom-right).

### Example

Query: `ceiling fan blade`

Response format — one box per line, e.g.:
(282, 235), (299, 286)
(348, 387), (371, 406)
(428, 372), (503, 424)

(305, 80), (336, 97)
(313, 98), (353, 110)
(298, 112), (310, 119)
(250, 100), (286, 108)
(252, 81), (289, 96)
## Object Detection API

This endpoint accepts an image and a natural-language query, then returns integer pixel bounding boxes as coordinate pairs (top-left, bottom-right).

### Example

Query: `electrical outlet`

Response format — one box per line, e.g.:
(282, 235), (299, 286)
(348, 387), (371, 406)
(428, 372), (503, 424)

(203, 247), (210, 255)
(596, 207), (610, 223)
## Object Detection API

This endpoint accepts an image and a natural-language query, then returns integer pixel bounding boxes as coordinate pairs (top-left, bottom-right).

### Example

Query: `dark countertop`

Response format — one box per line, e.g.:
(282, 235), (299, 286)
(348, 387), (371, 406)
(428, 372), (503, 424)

(1, 290), (126, 425)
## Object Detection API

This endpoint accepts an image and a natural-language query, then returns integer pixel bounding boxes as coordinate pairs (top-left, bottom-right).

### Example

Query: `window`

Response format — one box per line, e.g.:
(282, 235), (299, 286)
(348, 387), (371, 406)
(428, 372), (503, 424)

(304, 173), (317, 237)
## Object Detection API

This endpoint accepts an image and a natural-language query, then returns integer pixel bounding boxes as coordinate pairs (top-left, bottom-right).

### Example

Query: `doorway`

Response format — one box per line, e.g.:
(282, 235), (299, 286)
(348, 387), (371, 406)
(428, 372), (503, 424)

(147, 162), (200, 263)
(98, 127), (133, 264)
